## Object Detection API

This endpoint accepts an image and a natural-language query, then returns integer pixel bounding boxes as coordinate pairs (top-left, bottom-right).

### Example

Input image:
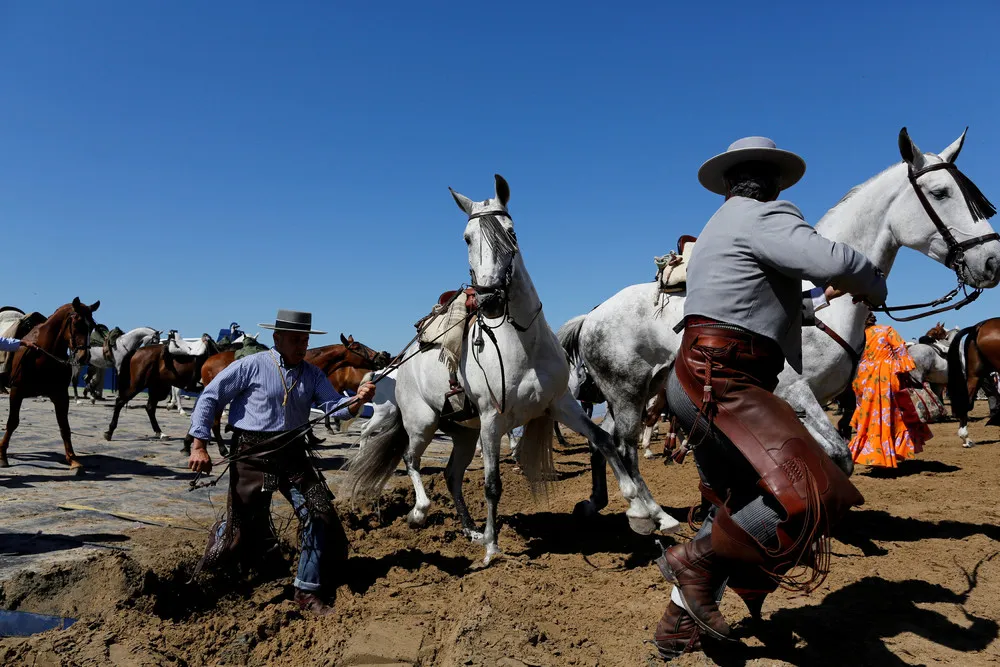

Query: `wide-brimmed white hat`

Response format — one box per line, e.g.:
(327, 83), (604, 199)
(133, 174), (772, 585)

(698, 136), (806, 195)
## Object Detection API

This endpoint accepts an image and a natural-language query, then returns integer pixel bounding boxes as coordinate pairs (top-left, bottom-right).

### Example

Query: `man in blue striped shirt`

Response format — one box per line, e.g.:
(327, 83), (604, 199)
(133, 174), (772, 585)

(188, 309), (375, 615)
(0, 337), (38, 353)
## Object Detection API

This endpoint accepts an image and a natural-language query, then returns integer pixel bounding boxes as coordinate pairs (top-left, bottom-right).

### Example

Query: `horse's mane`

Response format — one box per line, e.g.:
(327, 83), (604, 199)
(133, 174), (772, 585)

(818, 162), (902, 225)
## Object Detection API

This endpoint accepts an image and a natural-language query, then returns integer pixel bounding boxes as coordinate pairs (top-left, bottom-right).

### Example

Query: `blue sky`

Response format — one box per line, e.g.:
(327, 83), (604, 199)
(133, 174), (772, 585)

(2, 1), (999, 351)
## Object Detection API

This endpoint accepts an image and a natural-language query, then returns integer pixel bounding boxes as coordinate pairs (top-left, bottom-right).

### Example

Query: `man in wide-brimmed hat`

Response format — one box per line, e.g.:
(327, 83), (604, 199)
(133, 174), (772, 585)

(651, 138), (888, 658)
(187, 309), (376, 615)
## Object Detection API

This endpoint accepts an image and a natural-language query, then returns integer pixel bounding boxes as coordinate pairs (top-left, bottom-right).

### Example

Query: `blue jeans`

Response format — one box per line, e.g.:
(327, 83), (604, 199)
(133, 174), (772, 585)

(213, 485), (326, 591)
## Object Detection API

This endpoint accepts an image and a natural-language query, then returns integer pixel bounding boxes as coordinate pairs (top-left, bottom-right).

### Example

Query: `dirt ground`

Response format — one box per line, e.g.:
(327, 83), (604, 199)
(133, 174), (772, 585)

(2, 404), (1000, 666)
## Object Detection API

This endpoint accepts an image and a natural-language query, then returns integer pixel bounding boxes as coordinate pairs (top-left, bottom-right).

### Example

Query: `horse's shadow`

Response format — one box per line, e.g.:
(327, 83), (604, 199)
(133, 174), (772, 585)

(505, 509), (686, 568)
(0, 531), (130, 556)
(702, 575), (998, 666)
(0, 452), (185, 486)
(835, 509), (1000, 557)
(341, 548), (473, 596)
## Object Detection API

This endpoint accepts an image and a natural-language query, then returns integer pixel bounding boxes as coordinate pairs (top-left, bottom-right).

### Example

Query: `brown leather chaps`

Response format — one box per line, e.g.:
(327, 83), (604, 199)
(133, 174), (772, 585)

(675, 317), (863, 591)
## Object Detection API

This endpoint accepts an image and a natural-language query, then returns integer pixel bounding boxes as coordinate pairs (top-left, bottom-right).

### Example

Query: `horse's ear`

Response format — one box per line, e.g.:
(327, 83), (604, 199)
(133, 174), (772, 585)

(450, 187), (474, 215)
(72, 297), (82, 310)
(340, 333), (349, 346)
(898, 127), (927, 170)
(494, 174), (510, 208)
(939, 127), (968, 164)
(89, 300), (100, 313)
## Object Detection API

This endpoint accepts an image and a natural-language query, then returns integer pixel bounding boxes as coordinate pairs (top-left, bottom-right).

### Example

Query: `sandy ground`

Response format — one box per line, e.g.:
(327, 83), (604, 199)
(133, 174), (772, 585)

(1, 393), (999, 666)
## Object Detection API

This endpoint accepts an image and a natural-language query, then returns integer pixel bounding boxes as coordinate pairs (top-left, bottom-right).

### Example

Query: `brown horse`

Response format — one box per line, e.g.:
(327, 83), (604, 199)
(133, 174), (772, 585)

(103, 334), (218, 441)
(305, 334), (391, 432)
(948, 317), (1000, 447)
(0, 298), (100, 470)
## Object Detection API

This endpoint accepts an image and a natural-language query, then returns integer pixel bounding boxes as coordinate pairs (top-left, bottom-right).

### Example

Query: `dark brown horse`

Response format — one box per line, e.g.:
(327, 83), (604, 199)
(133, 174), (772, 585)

(948, 317), (1000, 447)
(103, 334), (217, 441)
(305, 334), (390, 432)
(0, 298), (100, 470)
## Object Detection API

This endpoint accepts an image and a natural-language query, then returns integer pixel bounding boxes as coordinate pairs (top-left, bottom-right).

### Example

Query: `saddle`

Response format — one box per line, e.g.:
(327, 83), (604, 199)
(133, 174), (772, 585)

(415, 289), (481, 425)
(654, 235), (697, 295)
(102, 327), (124, 363)
(167, 333), (209, 357)
(234, 337), (268, 360)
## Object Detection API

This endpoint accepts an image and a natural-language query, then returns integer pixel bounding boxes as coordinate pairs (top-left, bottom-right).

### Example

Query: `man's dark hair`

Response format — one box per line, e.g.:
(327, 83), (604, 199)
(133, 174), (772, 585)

(724, 161), (781, 201)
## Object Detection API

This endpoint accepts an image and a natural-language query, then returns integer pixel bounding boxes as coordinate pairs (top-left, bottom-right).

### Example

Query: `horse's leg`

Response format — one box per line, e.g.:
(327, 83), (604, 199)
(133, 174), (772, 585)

(445, 427), (481, 539)
(71, 366), (81, 404)
(586, 415), (613, 514)
(104, 387), (139, 440)
(400, 404), (438, 528)
(0, 390), (24, 467)
(551, 392), (678, 535)
(173, 387), (187, 416)
(477, 417), (504, 564)
(51, 392), (83, 471)
(641, 424), (656, 459)
(146, 386), (169, 439)
(553, 421), (568, 447)
(213, 414), (228, 457)
(611, 401), (677, 533)
(960, 374), (983, 448)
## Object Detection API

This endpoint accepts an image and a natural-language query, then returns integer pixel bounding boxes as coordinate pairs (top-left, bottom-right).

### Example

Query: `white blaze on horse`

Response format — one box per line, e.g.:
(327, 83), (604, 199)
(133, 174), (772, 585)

(560, 127), (1000, 513)
(348, 175), (678, 564)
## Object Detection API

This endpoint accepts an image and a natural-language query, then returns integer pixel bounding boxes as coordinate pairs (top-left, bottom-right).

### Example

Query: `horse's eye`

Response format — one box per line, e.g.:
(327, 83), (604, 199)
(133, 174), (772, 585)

(464, 235), (472, 245)
(931, 188), (949, 201)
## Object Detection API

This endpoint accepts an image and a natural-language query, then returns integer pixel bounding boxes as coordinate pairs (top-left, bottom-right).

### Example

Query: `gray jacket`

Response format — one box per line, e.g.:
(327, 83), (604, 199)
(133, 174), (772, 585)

(684, 196), (887, 372)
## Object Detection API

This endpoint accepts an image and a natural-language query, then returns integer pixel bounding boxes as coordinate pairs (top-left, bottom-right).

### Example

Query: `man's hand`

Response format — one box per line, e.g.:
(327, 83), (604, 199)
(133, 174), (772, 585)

(21, 341), (40, 351)
(356, 381), (376, 404)
(188, 439), (213, 474)
(824, 285), (845, 301)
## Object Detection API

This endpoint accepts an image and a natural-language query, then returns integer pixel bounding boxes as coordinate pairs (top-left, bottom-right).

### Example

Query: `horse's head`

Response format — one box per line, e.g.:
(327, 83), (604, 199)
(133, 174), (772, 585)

(926, 322), (947, 340)
(891, 127), (1000, 288)
(340, 333), (382, 369)
(451, 174), (518, 318)
(375, 350), (393, 369)
(67, 297), (100, 358)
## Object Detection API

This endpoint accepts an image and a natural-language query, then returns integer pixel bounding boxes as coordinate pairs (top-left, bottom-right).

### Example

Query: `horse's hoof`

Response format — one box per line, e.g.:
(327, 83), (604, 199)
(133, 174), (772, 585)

(657, 514), (681, 534)
(0, 457), (8, 469)
(103, 431), (112, 441)
(180, 446), (191, 455)
(483, 547), (502, 566)
(69, 460), (84, 475)
(406, 510), (427, 528)
(157, 432), (167, 440)
(643, 448), (656, 459)
(963, 441), (976, 449)
(75, 400), (82, 406)
(218, 446), (229, 458)
(573, 499), (600, 518)
(465, 530), (486, 545)
(627, 514), (657, 536)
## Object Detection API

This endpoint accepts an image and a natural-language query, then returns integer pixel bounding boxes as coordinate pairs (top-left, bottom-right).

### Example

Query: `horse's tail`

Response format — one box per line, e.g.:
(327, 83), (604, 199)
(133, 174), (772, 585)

(948, 324), (980, 421)
(557, 315), (587, 363)
(347, 400), (408, 501)
(517, 414), (556, 498)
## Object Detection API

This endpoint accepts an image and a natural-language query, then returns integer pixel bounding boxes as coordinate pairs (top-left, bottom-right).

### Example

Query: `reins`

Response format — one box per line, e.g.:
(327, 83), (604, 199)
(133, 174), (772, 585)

(187, 285), (475, 491)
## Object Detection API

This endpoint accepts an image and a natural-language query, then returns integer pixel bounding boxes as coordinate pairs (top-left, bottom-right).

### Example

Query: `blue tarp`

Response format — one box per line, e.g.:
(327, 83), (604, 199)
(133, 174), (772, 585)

(0, 610), (76, 637)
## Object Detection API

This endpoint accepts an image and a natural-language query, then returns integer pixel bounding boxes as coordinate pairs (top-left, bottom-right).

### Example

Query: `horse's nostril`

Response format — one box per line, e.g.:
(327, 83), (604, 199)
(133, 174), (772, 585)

(987, 256), (998, 277)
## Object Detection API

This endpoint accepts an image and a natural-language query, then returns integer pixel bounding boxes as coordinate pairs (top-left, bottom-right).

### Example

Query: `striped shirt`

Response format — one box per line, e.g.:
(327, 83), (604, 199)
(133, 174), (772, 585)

(188, 349), (354, 440)
(0, 337), (21, 352)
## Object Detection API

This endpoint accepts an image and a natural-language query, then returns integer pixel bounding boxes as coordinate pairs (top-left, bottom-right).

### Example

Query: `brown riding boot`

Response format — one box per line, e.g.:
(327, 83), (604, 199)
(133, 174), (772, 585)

(294, 589), (335, 616)
(652, 601), (702, 659)
(658, 536), (731, 640)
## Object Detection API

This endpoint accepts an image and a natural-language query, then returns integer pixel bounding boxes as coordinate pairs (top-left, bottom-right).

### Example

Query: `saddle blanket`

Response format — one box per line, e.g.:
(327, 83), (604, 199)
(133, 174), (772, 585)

(654, 235), (696, 294)
(417, 292), (471, 374)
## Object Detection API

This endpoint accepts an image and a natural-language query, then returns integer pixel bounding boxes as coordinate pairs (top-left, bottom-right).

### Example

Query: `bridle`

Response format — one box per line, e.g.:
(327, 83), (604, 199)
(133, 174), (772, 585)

(874, 161), (998, 322)
(466, 209), (543, 333)
(465, 208), (543, 414)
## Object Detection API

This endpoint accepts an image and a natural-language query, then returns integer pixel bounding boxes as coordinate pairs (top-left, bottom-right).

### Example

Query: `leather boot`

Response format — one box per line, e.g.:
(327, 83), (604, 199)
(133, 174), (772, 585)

(652, 601), (701, 659)
(711, 509), (775, 622)
(294, 589), (335, 616)
(657, 536), (731, 640)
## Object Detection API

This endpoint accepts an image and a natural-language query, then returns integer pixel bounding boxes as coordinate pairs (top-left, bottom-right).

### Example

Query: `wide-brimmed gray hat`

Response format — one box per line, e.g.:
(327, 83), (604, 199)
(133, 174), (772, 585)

(698, 136), (806, 195)
(258, 309), (327, 335)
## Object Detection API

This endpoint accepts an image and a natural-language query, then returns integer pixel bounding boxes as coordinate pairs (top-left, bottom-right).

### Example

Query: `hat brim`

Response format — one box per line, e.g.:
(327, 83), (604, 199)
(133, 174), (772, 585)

(698, 147), (806, 196)
(258, 323), (327, 335)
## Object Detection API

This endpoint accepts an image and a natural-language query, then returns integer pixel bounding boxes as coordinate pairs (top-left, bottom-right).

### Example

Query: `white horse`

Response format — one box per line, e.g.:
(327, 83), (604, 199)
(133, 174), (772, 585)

(907, 326), (960, 398)
(560, 127), (1000, 514)
(349, 175), (677, 564)
(76, 326), (161, 405)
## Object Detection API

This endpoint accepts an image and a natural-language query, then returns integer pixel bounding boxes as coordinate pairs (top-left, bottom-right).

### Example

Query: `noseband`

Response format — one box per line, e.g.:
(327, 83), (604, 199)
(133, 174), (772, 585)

(876, 162), (997, 322)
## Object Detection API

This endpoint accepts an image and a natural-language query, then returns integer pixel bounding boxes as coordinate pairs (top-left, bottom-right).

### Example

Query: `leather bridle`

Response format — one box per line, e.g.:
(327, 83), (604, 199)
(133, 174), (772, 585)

(874, 161), (997, 322)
